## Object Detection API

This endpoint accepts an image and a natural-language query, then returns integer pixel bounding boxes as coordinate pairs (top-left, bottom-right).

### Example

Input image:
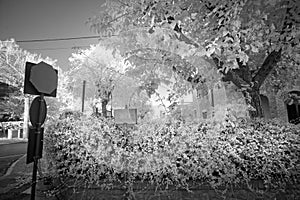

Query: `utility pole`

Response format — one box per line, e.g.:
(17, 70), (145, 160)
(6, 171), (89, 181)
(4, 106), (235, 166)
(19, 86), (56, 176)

(82, 80), (86, 112)
(23, 96), (29, 138)
(211, 88), (214, 117)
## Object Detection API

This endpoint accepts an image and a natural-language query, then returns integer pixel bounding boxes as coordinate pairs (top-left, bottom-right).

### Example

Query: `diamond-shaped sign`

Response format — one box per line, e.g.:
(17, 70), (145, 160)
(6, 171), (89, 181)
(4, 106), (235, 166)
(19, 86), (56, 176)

(29, 62), (58, 95)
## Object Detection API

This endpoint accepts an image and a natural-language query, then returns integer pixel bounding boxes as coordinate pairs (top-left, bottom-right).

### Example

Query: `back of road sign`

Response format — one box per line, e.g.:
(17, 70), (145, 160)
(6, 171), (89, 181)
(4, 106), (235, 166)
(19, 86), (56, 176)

(29, 96), (47, 127)
(26, 127), (44, 164)
(24, 61), (58, 97)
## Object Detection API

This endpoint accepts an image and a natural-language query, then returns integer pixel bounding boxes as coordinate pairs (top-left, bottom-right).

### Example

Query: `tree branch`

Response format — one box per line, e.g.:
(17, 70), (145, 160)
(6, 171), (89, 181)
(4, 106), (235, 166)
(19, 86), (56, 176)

(211, 56), (250, 89)
(252, 49), (282, 88)
(236, 59), (252, 83)
(125, 47), (203, 83)
(173, 23), (200, 48)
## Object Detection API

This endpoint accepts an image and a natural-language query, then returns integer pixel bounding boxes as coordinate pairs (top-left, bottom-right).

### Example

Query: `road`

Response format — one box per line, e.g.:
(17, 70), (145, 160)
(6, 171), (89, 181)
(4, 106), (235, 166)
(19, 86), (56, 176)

(0, 142), (27, 176)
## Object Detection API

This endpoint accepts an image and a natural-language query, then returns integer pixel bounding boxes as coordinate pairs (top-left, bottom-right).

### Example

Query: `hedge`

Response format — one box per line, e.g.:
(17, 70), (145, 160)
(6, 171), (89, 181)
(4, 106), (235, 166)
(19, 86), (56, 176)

(44, 115), (300, 198)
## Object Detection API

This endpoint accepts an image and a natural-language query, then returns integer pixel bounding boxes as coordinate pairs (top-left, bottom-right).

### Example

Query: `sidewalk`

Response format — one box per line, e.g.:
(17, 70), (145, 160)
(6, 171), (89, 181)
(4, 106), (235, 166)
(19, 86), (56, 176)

(0, 154), (32, 192)
(0, 139), (52, 200)
(0, 154), (32, 199)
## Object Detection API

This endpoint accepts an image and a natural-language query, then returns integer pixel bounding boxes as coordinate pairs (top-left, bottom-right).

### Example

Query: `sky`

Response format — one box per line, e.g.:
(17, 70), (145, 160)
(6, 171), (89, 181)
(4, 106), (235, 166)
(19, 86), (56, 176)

(0, 0), (104, 71)
(0, 0), (193, 108)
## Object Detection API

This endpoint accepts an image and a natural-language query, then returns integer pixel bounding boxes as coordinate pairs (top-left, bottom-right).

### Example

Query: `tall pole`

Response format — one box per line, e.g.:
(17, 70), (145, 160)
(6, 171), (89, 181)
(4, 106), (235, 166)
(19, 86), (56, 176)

(30, 94), (44, 200)
(210, 88), (214, 117)
(23, 96), (29, 138)
(110, 93), (113, 117)
(82, 80), (86, 113)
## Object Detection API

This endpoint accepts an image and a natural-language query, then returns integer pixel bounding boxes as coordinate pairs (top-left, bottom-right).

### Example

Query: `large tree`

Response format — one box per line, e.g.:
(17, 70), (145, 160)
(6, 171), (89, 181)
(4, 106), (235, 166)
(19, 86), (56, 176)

(68, 44), (154, 119)
(0, 39), (26, 116)
(0, 39), (71, 136)
(87, 25), (218, 113)
(68, 44), (132, 117)
(87, 0), (300, 118)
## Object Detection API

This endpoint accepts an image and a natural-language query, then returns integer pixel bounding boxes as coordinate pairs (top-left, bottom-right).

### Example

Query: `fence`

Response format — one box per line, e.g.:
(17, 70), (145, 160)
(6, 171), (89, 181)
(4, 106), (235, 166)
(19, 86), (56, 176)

(0, 121), (24, 139)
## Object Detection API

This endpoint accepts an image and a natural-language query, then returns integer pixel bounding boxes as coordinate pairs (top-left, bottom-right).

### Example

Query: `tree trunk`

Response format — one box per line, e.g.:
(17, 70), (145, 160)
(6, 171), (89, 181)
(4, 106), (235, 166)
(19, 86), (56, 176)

(243, 88), (264, 119)
(101, 99), (108, 118)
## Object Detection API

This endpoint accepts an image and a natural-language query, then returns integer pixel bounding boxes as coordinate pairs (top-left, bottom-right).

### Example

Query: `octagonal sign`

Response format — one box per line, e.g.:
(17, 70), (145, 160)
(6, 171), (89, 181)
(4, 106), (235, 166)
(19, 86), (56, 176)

(29, 61), (58, 95)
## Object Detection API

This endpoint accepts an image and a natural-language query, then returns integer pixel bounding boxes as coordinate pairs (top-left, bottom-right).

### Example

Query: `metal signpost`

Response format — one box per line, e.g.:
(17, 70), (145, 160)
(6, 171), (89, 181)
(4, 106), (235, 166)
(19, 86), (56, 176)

(24, 61), (58, 200)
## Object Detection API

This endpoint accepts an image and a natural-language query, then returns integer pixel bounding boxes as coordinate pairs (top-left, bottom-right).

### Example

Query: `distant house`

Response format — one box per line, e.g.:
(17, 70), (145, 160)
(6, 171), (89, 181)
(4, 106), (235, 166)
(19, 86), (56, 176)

(191, 78), (300, 124)
(149, 76), (300, 125)
(259, 80), (300, 124)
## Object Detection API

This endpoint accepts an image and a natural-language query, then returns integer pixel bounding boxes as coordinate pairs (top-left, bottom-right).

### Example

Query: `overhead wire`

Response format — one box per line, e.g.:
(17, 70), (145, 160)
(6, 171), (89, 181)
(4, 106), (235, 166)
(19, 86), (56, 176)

(14, 36), (98, 52)
(26, 46), (89, 51)
(14, 27), (156, 43)
(14, 26), (175, 44)
(16, 36), (100, 43)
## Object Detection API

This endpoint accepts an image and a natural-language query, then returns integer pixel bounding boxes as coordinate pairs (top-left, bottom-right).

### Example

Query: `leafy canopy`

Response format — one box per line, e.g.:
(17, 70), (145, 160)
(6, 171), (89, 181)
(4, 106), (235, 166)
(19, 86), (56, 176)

(88, 0), (299, 88)
(68, 44), (127, 100)
(0, 39), (72, 118)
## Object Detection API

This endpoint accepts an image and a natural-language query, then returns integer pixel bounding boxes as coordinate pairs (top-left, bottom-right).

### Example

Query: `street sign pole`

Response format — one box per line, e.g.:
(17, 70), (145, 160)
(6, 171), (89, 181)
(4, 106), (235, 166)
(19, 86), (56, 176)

(82, 80), (86, 112)
(30, 94), (45, 200)
(24, 61), (58, 200)
(31, 155), (38, 200)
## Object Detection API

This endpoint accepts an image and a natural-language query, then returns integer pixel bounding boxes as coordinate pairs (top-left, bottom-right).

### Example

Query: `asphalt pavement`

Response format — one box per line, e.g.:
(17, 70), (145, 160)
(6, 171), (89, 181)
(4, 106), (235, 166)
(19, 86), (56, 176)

(0, 142), (27, 177)
(0, 139), (31, 200)
(0, 139), (55, 200)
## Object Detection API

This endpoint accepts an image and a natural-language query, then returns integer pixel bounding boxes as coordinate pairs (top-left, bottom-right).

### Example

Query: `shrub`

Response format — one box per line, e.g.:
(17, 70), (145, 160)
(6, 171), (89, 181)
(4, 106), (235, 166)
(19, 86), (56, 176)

(44, 115), (300, 196)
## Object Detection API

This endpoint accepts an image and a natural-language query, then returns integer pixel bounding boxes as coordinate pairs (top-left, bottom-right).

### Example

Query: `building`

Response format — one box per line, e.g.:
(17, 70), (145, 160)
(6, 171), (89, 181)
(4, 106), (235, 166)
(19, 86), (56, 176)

(191, 78), (300, 124)
(260, 79), (300, 124)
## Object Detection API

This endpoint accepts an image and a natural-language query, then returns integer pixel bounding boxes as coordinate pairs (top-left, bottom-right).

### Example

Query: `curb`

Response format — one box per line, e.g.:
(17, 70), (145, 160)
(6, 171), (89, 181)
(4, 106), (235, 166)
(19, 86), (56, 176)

(0, 139), (28, 146)
(3, 154), (26, 177)
(0, 154), (26, 181)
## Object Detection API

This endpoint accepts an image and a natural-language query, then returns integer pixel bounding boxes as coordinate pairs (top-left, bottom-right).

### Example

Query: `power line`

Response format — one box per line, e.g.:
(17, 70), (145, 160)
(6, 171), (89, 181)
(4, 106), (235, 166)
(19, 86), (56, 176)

(27, 47), (73, 51)
(26, 46), (90, 51)
(13, 27), (175, 43)
(14, 27), (158, 43)
(16, 36), (100, 43)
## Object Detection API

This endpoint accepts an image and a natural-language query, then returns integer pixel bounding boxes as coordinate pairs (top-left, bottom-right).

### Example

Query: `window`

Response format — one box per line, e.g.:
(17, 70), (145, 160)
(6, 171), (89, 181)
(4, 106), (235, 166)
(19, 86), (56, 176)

(285, 91), (300, 125)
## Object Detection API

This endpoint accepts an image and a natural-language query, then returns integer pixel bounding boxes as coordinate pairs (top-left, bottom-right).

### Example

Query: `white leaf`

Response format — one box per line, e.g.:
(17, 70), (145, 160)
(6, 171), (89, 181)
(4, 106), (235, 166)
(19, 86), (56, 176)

(245, 45), (250, 51)
(250, 44), (259, 53)
(206, 46), (215, 56)
(232, 60), (239, 69)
